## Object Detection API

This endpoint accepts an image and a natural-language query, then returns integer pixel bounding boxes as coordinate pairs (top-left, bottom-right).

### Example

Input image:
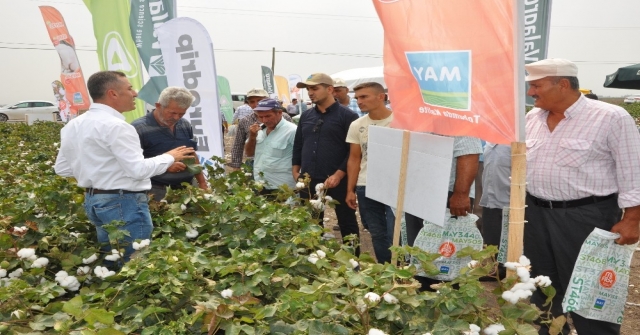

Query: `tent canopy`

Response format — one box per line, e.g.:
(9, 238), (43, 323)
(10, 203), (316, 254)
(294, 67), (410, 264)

(603, 63), (640, 90)
(331, 66), (386, 90)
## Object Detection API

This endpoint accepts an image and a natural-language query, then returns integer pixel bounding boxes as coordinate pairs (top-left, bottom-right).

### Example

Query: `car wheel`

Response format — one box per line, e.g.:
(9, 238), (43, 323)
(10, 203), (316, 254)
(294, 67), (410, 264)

(0, 113), (8, 122)
(53, 112), (61, 121)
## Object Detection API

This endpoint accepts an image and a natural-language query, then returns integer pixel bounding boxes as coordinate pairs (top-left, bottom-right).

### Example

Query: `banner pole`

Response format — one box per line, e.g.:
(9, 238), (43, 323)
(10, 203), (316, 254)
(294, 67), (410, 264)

(391, 130), (410, 262)
(271, 47), (276, 74)
(506, 142), (526, 273)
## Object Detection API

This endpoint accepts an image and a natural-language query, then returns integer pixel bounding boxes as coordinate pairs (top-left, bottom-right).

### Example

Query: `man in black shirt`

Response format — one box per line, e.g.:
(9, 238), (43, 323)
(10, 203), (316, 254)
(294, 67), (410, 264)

(293, 73), (360, 250)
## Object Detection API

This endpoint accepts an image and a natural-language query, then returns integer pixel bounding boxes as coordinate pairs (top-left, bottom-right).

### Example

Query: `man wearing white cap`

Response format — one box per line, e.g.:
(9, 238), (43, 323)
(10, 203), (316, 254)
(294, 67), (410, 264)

(524, 58), (640, 335)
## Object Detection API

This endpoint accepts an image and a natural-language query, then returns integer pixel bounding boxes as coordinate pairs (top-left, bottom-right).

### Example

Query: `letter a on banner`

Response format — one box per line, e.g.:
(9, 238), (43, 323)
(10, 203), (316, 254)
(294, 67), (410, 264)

(373, 0), (525, 144)
(39, 6), (90, 121)
(157, 17), (224, 166)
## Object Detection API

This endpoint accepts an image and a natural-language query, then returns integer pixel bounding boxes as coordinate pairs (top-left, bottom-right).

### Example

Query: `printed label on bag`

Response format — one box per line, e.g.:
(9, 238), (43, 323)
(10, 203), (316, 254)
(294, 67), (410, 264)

(599, 269), (616, 289)
(439, 241), (456, 257)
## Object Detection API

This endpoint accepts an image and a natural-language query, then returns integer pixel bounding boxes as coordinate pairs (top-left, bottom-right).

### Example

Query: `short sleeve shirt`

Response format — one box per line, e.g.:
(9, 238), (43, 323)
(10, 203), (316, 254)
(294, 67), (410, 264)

(345, 113), (394, 186)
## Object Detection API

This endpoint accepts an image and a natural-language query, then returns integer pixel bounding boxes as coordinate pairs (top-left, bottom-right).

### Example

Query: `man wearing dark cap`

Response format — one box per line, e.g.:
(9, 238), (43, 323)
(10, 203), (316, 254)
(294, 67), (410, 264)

(228, 88), (291, 171)
(293, 73), (360, 246)
(525, 58), (640, 335)
(245, 99), (297, 193)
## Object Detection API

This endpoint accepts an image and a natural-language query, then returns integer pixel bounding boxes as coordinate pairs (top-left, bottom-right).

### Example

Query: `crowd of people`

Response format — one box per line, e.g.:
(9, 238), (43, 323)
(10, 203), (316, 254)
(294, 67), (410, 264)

(54, 57), (640, 335)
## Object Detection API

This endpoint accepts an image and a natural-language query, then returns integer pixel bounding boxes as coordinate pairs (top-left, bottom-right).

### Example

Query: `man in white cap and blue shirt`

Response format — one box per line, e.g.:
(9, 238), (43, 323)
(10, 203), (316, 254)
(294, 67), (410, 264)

(524, 58), (640, 335)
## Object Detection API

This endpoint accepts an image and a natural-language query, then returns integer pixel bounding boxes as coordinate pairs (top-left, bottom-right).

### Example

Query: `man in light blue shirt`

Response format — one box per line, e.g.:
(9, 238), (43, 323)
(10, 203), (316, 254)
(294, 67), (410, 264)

(244, 99), (297, 193)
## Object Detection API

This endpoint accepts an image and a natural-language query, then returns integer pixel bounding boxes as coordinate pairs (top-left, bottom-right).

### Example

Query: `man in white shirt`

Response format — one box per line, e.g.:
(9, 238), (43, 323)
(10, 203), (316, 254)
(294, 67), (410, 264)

(345, 82), (394, 263)
(54, 71), (195, 264)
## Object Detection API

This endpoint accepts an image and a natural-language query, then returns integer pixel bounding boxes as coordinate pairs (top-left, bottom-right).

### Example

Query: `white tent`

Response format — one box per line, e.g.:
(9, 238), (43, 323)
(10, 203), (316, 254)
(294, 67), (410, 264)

(331, 66), (386, 90)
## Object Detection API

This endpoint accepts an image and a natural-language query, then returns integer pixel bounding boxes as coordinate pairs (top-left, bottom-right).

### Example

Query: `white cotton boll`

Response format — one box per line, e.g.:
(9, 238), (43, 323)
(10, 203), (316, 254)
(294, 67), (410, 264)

(315, 183), (325, 193)
(69, 232), (80, 238)
(483, 324), (505, 335)
(28, 192), (35, 199)
(470, 324), (481, 332)
(316, 250), (326, 259)
(31, 257), (49, 268)
(513, 289), (532, 300)
(244, 173), (252, 177)
(55, 270), (69, 282)
(203, 193), (214, 200)
(0, 269), (6, 278)
(349, 258), (359, 269)
(518, 255), (531, 266)
(221, 289), (233, 298)
(60, 276), (80, 291)
(511, 282), (536, 292)
(383, 293), (399, 304)
(516, 267), (530, 282)
(132, 242), (141, 250)
(502, 290), (518, 304)
(504, 262), (519, 270)
(368, 328), (388, 335)
(181, 204), (187, 211)
(534, 275), (552, 287)
(13, 226), (27, 233)
(324, 196), (333, 202)
(17, 248), (36, 259)
(467, 260), (478, 268)
(364, 292), (381, 303)
(295, 182), (305, 189)
(308, 254), (319, 264)
(82, 254), (98, 264)
(186, 229), (199, 239)
(9, 268), (23, 278)
(105, 250), (122, 262)
(140, 239), (150, 247)
(77, 266), (91, 276)
(28, 255), (37, 261)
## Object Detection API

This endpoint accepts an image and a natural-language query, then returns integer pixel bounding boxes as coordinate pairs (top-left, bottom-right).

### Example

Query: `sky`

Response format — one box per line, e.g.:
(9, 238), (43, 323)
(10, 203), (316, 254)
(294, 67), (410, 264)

(0, 0), (639, 105)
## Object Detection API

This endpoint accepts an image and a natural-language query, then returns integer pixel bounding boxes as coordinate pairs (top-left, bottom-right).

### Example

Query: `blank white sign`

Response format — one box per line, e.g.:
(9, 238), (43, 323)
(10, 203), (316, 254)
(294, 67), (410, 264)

(366, 127), (454, 226)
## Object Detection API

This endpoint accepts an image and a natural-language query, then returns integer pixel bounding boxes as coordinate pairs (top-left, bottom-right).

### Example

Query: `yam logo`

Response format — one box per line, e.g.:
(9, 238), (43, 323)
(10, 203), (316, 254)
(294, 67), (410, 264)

(102, 31), (138, 78)
(438, 241), (456, 258)
(73, 92), (83, 104)
(599, 269), (616, 288)
(439, 266), (450, 274)
(406, 50), (472, 111)
(594, 298), (606, 310)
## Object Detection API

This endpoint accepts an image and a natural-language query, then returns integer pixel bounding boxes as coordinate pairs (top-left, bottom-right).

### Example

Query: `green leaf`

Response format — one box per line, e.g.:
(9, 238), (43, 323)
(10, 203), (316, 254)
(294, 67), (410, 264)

(83, 308), (115, 326)
(254, 228), (267, 239)
(97, 328), (126, 335)
(62, 295), (83, 318)
(541, 285), (557, 307)
(515, 324), (539, 335)
(254, 305), (277, 319)
(0, 233), (12, 249)
(395, 268), (413, 279)
(307, 320), (350, 335)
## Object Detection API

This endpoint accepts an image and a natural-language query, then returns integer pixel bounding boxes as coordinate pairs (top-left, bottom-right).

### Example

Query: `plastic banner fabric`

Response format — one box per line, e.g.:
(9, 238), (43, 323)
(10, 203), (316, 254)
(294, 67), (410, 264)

(562, 228), (637, 324)
(217, 75), (234, 124)
(275, 75), (291, 105)
(412, 211), (483, 281)
(129, 0), (176, 105)
(261, 66), (276, 97)
(39, 6), (90, 121)
(373, 0), (523, 144)
(497, 207), (510, 264)
(524, 0), (552, 105)
(157, 17), (224, 166)
(288, 74), (302, 99)
(83, 0), (146, 122)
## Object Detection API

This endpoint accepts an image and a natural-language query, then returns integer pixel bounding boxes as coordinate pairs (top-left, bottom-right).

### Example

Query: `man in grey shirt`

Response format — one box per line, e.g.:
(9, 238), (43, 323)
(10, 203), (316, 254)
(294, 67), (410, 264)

(479, 143), (512, 249)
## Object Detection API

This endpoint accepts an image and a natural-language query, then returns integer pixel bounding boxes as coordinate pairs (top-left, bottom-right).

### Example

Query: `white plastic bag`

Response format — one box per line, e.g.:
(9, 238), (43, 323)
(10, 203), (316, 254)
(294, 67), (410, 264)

(562, 228), (638, 324)
(228, 124), (237, 137)
(411, 210), (483, 281)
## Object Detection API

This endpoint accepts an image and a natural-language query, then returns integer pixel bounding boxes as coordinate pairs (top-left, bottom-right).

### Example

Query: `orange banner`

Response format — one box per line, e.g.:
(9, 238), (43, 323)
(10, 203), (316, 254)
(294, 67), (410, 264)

(39, 6), (90, 121)
(374, 0), (521, 144)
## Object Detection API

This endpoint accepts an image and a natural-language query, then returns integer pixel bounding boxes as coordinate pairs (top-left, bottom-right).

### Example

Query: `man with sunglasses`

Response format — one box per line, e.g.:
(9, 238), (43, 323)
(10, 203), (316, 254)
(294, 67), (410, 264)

(293, 73), (360, 248)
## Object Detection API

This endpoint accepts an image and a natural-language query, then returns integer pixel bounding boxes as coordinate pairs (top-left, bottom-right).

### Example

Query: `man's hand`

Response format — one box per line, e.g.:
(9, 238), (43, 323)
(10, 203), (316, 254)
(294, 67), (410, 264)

(167, 162), (186, 173)
(324, 173), (343, 189)
(611, 217), (640, 245)
(346, 190), (358, 210)
(165, 146), (195, 161)
(449, 191), (471, 217)
(249, 122), (261, 138)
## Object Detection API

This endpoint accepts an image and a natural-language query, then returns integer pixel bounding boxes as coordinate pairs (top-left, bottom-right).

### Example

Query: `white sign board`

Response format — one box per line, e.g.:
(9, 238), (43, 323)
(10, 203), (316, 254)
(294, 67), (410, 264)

(366, 127), (454, 226)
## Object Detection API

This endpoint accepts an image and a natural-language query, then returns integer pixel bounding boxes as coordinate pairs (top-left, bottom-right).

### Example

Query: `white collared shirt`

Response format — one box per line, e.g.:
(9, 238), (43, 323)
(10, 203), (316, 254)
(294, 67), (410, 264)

(54, 103), (174, 191)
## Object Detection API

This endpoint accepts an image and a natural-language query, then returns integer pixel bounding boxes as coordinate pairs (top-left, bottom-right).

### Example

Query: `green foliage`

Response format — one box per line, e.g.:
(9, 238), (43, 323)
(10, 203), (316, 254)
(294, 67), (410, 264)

(0, 122), (560, 334)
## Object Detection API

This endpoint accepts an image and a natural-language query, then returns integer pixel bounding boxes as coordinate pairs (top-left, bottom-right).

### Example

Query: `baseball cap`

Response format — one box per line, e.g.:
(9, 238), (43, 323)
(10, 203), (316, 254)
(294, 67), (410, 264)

(246, 88), (269, 98)
(253, 98), (281, 111)
(525, 58), (578, 82)
(333, 78), (348, 88)
(296, 73), (334, 88)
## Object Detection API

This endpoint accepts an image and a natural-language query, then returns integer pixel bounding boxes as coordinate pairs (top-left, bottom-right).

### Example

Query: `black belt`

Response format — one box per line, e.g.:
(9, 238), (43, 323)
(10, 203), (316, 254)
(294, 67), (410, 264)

(527, 193), (616, 209)
(86, 188), (146, 195)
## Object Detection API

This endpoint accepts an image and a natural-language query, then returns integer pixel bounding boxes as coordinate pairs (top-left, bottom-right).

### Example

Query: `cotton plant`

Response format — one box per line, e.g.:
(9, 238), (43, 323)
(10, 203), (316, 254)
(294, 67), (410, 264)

(30, 257), (49, 269)
(93, 266), (116, 279)
(186, 229), (199, 239)
(17, 248), (37, 261)
(501, 255), (552, 304)
(55, 271), (80, 291)
(132, 239), (151, 250)
(483, 323), (506, 335)
(307, 249), (327, 265)
(82, 253), (98, 264)
(104, 249), (123, 262)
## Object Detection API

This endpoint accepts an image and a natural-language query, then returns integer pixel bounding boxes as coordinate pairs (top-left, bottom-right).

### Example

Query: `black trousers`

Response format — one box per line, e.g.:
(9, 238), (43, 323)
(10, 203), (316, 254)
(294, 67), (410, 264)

(481, 207), (504, 247)
(301, 177), (360, 255)
(524, 194), (621, 335)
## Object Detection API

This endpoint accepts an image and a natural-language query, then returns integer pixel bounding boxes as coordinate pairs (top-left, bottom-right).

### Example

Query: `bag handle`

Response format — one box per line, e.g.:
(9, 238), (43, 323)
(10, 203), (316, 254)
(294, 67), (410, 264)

(591, 227), (620, 240)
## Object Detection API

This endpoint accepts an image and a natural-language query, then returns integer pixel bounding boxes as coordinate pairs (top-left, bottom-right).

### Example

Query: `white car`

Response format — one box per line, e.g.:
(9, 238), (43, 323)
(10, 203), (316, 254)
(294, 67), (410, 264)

(623, 94), (640, 104)
(0, 100), (59, 122)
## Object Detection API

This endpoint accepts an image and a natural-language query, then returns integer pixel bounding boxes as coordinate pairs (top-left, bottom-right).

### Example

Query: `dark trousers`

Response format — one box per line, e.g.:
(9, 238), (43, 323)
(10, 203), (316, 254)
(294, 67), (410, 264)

(524, 194), (621, 335)
(405, 192), (473, 291)
(356, 186), (395, 264)
(481, 207), (503, 247)
(301, 177), (360, 255)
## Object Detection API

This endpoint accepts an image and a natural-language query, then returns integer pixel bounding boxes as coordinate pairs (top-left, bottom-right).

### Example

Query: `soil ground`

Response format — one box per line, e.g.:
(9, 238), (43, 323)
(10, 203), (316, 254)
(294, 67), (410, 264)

(222, 130), (640, 334)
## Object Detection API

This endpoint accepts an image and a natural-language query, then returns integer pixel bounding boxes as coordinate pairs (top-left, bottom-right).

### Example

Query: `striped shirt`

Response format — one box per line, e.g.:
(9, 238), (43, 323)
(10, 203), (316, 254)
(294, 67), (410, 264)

(449, 136), (483, 198)
(526, 95), (640, 208)
(232, 104), (253, 124)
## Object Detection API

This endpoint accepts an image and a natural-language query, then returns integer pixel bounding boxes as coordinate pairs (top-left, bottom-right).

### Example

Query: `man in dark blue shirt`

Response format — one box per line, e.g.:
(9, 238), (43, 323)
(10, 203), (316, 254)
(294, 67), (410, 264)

(132, 87), (208, 200)
(293, 73), (360, 250)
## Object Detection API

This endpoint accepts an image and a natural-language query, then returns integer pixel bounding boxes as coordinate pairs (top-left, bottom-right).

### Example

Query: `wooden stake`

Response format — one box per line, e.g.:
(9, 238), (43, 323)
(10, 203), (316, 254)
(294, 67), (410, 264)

(506, 141), (527, 276)
(391, 130), (411, 261)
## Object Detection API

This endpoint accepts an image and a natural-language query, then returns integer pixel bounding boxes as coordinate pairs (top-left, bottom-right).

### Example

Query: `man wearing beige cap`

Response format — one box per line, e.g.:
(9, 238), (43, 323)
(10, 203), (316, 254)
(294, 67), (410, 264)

(333, 78), (363, 117)
(293, 73), (360, 249)
(228, 88), (291, 171)
(524, 58), (640, 335)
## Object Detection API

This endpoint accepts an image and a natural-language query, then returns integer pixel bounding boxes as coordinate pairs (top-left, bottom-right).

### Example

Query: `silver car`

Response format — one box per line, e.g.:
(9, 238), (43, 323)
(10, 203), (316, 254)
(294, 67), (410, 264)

(623, 94), (640, 104)
(0, 100), (60, 122)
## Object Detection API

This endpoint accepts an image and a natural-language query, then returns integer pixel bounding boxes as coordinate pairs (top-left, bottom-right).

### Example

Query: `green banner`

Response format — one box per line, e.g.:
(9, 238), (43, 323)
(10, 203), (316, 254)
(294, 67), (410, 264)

(261, 65), (275, 96)
(524, 0), (552, 105)
(217, 76), (234, 124)
(129, 0), (176, 105)
(84, 0), (146, 122)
